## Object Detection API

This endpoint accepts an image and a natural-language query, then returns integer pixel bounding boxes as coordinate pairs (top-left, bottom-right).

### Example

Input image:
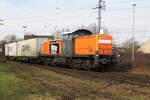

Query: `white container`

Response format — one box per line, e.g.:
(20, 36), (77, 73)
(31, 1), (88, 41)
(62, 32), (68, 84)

(5, 42), (17, 56)
(17, 38), (48, 57)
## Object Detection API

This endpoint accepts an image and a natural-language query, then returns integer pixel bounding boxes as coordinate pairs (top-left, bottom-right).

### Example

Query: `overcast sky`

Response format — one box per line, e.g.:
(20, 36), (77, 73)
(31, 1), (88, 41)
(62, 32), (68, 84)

(0, 0), (150, 42)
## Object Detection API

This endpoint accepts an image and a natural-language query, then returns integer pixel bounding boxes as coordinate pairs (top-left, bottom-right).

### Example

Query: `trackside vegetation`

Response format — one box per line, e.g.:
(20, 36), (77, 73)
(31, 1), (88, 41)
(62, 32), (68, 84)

(0, 62), (150, 100)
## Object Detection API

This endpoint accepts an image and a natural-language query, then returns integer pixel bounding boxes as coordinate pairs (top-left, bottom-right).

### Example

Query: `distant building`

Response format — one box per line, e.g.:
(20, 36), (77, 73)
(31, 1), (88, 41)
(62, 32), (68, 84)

(24, 34), (53, 40)
(137, 39), (150, 54)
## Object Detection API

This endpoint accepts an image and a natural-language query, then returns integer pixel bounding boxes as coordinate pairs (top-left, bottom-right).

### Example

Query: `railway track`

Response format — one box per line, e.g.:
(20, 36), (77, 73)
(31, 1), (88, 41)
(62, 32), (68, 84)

(46, 66), (150, 87)
(10, 61), (150, 87)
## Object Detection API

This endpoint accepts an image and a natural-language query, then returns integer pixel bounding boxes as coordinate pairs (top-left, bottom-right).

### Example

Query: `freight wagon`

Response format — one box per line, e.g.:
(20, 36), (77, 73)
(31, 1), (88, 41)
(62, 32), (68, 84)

(5, 37), (49, 61)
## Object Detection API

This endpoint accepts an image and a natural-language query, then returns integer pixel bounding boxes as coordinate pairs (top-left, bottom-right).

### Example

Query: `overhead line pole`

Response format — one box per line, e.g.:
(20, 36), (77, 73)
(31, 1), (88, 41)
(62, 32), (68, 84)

(132, 3), (136, 61)
(94, 0), (105, 34)
(93, 0), (106, 68)
(22, 26), (27, 35)
(98, 0), (101, 34)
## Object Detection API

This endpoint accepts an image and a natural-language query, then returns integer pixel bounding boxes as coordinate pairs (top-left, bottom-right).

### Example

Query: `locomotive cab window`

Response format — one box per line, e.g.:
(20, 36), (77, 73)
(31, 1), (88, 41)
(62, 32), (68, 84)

(50, 40), (61, 55)
(51, 44), (59, 54)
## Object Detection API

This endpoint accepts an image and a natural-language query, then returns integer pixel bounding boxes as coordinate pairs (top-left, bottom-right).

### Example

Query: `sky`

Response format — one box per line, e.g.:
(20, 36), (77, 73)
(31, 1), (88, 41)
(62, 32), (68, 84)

(0, 0), (150, 44)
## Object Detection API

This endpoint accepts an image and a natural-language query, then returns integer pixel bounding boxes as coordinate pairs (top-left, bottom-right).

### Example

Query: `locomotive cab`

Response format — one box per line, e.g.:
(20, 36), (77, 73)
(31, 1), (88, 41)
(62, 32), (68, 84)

(61, 29), (92, 56)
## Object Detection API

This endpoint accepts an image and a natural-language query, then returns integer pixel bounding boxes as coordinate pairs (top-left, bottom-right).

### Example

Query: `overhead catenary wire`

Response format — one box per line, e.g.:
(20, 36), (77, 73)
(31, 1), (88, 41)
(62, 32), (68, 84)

(2, 5), (148, 25)
(0, 2), (150, 45)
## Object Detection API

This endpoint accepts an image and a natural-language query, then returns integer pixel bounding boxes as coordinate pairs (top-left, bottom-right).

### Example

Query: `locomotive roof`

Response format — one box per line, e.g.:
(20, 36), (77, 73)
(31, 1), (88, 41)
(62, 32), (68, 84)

(62, 29), (92, 36)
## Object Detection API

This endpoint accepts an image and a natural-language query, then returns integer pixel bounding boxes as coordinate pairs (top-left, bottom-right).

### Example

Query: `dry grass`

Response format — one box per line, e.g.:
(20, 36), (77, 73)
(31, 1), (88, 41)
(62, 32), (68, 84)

(0, 62), (150, 100)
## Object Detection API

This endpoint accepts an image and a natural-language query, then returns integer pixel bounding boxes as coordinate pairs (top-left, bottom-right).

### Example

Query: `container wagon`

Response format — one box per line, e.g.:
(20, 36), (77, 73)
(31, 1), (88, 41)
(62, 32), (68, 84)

(5, 37), (49, 62)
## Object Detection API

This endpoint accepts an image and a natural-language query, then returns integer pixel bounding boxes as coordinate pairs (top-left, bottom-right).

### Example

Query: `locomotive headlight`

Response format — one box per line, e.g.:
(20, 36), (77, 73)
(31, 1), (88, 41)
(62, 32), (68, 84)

(117, 55), (120, 57)
(96, 54), (99, 57)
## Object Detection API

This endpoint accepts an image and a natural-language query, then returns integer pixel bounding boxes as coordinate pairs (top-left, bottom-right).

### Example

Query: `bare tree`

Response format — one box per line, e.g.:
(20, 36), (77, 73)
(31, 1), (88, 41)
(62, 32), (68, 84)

(52, 23), (110, 39)
(123, 39), (140, 51)
(87, 23), (99, 33)
(52, 27), (71, 39)
(3, 34), (17, 42)
(76, 23), (110, 34)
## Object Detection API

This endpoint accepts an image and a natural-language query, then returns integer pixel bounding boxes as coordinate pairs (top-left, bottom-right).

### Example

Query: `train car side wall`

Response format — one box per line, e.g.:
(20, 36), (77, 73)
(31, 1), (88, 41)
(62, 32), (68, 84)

(98, 34), (112, 55)
(40, 39), (62, 56)
(40, 40), (50, 55)
(75, 35), (97, 55)
(74, 34), (113, 56)
(37, 38), (49, 55)
(5, 42), (17, 57)
(17, 38), (37, 57)
(17, 38), (48, 57)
